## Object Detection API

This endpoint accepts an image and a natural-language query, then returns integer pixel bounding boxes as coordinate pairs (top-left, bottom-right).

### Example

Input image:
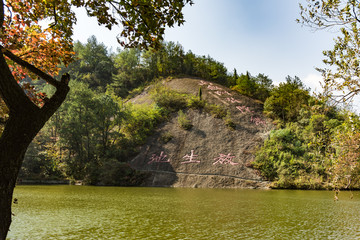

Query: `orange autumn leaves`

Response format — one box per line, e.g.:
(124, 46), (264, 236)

(1, 0), (76, 105)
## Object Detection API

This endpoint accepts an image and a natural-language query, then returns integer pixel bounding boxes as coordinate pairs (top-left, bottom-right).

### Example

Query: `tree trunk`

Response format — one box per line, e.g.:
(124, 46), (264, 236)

(0, 100), (69, 240)
(0, 50), (70, 239)
(0, 115), (39, 240)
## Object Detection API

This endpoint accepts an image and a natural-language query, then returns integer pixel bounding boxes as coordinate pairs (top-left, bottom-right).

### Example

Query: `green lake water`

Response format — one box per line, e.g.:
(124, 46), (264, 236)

(7, 186), (360, 239)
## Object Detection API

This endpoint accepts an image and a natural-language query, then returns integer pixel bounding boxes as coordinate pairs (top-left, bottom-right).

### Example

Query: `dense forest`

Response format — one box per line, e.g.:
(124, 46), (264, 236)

(14, 36), (360, 190)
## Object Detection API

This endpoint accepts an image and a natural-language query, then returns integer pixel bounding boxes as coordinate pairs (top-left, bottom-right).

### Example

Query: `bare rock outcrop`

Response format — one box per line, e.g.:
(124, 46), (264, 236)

(130, 78), (273, 188)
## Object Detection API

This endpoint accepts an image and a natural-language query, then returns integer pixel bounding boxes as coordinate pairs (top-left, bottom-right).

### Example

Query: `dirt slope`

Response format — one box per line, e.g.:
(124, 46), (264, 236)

(130, 78), (273, 188)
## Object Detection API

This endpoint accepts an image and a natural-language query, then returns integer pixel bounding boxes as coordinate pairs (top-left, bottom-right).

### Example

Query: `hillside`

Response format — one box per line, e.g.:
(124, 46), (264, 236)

(129, 78), (273, 188)
(18, 38), (360, 190)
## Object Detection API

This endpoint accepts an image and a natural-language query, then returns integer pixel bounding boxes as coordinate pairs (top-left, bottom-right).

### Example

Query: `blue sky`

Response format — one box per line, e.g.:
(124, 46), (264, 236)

(73, 0), (338, 92)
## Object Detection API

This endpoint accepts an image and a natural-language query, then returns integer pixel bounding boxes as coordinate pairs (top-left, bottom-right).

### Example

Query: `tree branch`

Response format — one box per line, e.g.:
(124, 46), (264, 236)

(0, 0), (4, 30)
(352, 4), (360, 23)
(41, 73), (70, 118)
(0, 49), (38, 112)
(49, 5), (58, 29)
(1, 47), (61, 88)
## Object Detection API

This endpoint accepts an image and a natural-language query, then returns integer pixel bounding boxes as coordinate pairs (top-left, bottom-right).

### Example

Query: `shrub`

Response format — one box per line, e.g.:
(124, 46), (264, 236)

(125, 85), (146, 100)
(177, 110), (192, 130)
(187, 96), (205, 109)
(224, 111), (236, 130)
(205, 103), (227, 118)
(150, 84), (187, 112)
(123, 103), (164, 144)
(160, 131), (173, 143)
(263, 76), (310, 123)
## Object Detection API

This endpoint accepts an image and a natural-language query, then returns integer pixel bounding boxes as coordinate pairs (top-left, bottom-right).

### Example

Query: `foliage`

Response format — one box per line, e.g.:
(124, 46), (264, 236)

(253, 98), (358, 189)
(150, 84), (188, 112)
(0, 99), (8, 134)
(205, 103), (227, 119)
(38, 81), (125, 180)
(232, 72), (255, 97)
(160, 131), (173, 143)
(193, 55), (229, 85)
(187, 95), (206, 109)
(224, 111), (236, 130)
(64, 37), (114, 91)
(122, 103), (164, 145)
(254, 123), (327, 189)
(88, 0), (194, 49)
(264, 76), (310, 123)
(252, 73), (274, 101)
(140, 42), (230, 84)
(177, 110), (192, 130)
(21, 81), (166, 182)
(110, 48), (147, 97)
(298, 0), (360, 105)
(328, 114), (360, 189)
(59, 39), (238, 103)
(20, 139), (64, 180)
(231, 72), (273, 102)
(1, 0), (75, 80)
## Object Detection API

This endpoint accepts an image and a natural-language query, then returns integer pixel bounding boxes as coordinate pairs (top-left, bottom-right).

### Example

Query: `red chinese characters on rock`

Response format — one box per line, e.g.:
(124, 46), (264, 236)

(251, 116), (267, 126)
(148, 151), (171, 164)
(199, 80), (207, 86)
(226, 97), (242, 104)
(236, 105), (254, 114)
(147, 150), (243, 167)
(181, 150), (200, 164)
(213, 153), (239, 166)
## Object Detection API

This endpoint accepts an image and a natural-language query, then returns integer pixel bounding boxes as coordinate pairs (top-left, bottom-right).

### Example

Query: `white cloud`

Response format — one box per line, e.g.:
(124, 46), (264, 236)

(303, 74), (323, 93)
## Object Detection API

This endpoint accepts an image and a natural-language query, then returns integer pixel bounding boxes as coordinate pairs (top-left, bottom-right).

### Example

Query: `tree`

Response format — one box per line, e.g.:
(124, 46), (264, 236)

(252, 73), (273, 102)
(191, 55), (228, 84)
(109, 47), (147, 96)
(329, 113), (360, 189)
(67, 36), (115, 91)
(0, 0), (193, 238)
(232, 71), (256, 97)
(53, 81), (125, 182)
(298, 0), (360, 104)
(227, 68), (238, 86)
(264, 76), (310, 122)
(141, 41), (185, 78)
(298, 0), (360, 191)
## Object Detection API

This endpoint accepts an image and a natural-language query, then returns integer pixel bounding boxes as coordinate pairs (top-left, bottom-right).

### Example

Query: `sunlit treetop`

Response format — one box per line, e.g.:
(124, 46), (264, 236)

(83, 0), (194, 49)
(298, 0), (360, 29)
(1, 0), (75, 81)
(1, 0), (193, 76)
(298, 0), (360, 105)
(0, 0), (192, 105)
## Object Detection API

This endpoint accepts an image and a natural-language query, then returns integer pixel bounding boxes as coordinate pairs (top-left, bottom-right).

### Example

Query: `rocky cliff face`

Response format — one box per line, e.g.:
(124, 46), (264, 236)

(130, 78), (273, 188)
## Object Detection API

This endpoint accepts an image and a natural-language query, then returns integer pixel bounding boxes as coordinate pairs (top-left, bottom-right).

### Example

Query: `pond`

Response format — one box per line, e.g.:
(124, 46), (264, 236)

(7, 186), (360, 239)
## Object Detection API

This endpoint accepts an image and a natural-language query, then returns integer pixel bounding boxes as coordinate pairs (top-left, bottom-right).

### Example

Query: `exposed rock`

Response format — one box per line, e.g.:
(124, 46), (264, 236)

(129, 78), (273, 188)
